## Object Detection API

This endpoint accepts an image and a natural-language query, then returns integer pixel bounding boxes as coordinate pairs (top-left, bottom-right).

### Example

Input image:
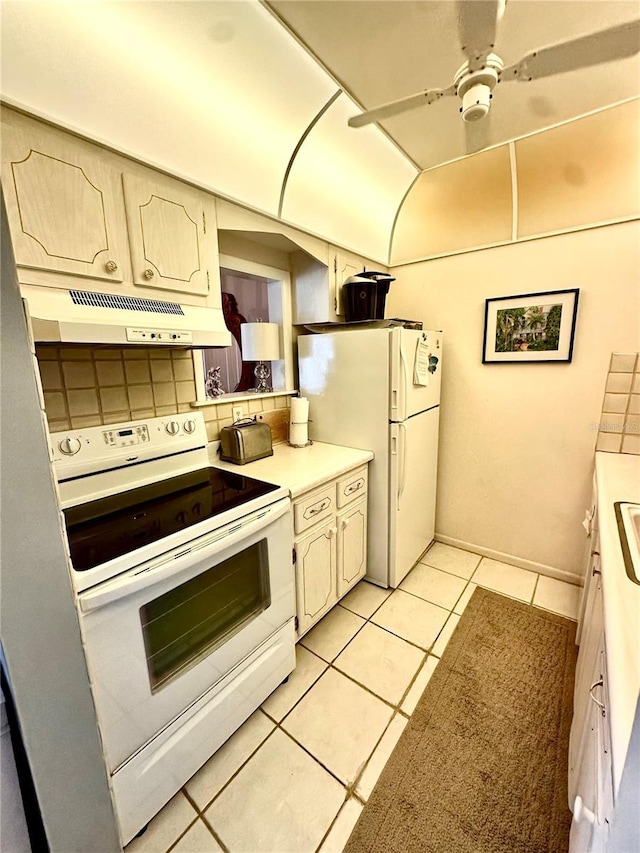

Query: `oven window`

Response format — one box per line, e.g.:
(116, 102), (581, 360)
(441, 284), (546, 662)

(140, 539), (270, 692)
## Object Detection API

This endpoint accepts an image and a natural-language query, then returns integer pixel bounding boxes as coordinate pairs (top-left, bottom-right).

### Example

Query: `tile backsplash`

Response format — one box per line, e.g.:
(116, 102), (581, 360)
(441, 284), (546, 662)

(36, 345), (291, 443)
(596, 352), (640, 455)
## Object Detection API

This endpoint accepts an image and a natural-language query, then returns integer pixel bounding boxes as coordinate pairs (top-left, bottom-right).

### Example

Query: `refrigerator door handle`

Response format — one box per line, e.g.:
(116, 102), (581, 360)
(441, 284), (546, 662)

(399, 343), (408, 422)
(398, 423), (408, 510)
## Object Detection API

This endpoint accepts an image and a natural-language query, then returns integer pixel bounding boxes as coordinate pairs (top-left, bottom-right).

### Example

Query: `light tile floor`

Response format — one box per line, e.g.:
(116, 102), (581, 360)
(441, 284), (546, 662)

(125, 544), (581, 853)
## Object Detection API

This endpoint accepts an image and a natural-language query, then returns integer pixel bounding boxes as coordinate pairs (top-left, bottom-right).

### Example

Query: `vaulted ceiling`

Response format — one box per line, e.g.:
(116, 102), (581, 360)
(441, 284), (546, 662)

(266, 0), (640, 170)
(1, 1), (638, 263)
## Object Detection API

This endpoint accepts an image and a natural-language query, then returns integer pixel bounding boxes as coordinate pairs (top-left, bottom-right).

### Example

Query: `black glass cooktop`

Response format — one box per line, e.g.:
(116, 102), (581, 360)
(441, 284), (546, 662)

(63, 467), (279, 572)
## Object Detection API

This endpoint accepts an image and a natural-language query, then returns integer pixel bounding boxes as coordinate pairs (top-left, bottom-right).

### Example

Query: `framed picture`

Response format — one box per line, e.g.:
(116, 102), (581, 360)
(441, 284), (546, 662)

(482, 289), (579, 364)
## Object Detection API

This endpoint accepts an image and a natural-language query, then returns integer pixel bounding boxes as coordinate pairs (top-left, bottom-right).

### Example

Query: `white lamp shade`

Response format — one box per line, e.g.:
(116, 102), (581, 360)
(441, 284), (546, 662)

(240, 322), (281, 361)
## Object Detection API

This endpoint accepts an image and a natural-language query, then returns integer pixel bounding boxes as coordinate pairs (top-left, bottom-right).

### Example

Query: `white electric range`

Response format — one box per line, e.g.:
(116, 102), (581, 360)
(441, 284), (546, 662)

(51, 411), (295, 845)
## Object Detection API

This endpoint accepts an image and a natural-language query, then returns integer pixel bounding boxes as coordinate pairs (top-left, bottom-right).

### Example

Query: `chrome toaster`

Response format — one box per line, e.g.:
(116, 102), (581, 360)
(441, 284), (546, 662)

(219, 418), (273, 465)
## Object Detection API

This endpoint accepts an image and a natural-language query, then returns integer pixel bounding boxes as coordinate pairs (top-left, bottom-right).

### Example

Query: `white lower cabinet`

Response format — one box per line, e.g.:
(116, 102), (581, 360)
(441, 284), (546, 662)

(295, 519), (338, 637)
(569, 559), (614, 852)
(293, 466), (368, 638)
(337, 499), (367, 598)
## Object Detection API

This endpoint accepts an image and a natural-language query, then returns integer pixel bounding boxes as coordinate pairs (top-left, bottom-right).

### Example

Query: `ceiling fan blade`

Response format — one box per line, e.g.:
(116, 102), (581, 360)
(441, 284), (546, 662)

(457, 0), (506, 69)
(465, 113), (492, 155)
(348, 86), (456, 128)
(501, 19), (640, 82)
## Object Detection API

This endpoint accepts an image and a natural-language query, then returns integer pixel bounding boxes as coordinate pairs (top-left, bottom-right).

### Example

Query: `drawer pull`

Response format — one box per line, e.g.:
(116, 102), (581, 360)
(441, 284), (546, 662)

(589, 679), (606, 716)
(304, 498), (330, 519)
(573, 795), (595, 826)
(345, 479), (364, 496)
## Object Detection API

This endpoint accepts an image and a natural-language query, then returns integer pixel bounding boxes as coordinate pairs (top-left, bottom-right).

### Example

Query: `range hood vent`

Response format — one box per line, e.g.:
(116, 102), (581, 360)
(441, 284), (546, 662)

(22, 285), (231, 348)
(69, 290), (186, 316)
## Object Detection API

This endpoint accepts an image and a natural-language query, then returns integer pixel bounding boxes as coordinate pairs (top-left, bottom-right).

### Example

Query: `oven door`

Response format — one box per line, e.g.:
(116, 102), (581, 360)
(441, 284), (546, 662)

(77, 497), (293, 772)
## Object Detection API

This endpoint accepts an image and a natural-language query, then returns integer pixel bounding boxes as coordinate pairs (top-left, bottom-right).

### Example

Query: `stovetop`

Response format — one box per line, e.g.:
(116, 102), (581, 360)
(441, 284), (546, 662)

(64, 465), (280, 572)
(50, 414), (288, 591)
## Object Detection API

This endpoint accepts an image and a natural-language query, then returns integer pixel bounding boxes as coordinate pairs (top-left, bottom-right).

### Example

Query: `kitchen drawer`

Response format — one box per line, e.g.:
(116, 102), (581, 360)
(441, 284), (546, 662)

(336, 466), (368, 508)
(294, 485), (335, 535)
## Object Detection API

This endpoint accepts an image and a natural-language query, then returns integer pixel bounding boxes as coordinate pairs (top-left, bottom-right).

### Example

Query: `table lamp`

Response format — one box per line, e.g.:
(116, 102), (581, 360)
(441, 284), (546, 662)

(240, 321), (280, 393)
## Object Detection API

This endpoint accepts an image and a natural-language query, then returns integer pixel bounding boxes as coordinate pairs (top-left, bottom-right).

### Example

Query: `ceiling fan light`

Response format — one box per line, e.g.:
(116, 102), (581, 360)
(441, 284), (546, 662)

(460, 82), (491, 122)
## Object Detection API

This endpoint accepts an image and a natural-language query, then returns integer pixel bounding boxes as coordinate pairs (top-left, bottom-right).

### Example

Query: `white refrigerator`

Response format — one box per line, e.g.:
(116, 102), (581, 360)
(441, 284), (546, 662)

(299, 327), (443, 588)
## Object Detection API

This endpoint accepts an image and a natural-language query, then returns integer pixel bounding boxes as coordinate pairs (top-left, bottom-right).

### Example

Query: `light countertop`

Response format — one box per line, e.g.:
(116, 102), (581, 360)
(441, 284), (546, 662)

(208, 441), (373, 498)
(594, 451), (640, 794)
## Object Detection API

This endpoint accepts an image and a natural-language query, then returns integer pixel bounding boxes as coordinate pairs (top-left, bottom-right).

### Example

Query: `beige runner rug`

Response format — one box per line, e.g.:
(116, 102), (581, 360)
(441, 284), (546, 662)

(345, 587), (577, 853)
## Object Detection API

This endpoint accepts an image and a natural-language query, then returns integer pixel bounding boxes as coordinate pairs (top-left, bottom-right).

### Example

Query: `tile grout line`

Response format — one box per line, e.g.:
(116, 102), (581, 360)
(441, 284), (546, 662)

(276, 721), (355, 791)
(414, 559), (481, 583)
(530, 572), (541, 606)
(394, 582), (467, 615)
(183, 722), (277, 822)
(337, 588), (392, 621)
(158, 810), (200, 853)
(199, 812), (230, 853)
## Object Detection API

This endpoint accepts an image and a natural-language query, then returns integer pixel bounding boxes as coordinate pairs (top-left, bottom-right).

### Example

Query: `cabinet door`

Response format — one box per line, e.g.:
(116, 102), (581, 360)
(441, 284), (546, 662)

(569, 688), (600, 853)
(568, 604), (612, 853)
(290, 251), (331, 326)
(337, 500), (367, 598)
(294, 520), (337, 637)
(1, 123), (130, 284)
(331, 246), (381, 318)
(122, 172), (220, 302)
(569, 577), (605, 810)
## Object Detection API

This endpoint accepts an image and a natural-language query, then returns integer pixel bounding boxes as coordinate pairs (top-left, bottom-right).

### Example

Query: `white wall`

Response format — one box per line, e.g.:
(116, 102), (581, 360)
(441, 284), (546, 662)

(387, 221), (640, 579)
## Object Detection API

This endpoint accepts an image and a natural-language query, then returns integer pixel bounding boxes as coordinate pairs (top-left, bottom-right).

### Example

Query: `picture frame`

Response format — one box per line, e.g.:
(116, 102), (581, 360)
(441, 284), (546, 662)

(482, 289), (579, 364)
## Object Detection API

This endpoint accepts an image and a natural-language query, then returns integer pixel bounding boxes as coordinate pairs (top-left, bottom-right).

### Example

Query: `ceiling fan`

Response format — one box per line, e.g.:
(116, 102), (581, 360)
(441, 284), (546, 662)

(348, 1), (640, 132)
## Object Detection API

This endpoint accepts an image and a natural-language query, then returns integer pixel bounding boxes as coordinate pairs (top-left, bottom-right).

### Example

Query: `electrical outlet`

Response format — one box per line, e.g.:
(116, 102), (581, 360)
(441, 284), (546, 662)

(232, 405), (243, 422)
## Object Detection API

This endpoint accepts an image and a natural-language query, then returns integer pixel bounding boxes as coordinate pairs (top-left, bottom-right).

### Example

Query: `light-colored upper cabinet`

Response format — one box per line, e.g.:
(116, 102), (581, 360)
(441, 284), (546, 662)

(1, 121), (131, 284)
(122, 173), (220, 304)
(332, 245), (371, 318)
(1, 109), (223, 307)
(291, 244), (384, 325)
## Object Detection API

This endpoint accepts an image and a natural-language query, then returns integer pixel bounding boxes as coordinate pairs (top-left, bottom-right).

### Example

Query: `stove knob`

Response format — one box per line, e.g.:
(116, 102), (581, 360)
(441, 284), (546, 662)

(183, 419), (197, 434)
(165, 421), (180, 436)
(59, 437), (81, 456)
(176, 510), (188, 526)
(192, 502), (204, 517)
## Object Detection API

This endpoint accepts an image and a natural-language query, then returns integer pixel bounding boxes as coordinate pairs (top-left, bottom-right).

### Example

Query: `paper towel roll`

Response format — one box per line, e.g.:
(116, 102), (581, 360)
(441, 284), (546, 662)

(289, 423), (308, 447)
(290, 396), (309, 425)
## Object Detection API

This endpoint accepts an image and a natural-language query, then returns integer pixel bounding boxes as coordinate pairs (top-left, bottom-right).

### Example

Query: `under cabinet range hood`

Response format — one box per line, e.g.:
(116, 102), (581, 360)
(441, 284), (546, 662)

(21, 285), (231, 347)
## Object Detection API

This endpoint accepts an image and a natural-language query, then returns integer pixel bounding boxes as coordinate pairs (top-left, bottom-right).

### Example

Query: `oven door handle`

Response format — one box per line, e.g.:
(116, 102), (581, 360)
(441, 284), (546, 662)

(78, 498), (291, 613)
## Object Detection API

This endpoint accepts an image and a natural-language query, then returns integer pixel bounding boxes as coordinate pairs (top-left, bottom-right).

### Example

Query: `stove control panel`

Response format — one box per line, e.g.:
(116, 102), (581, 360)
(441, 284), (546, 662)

(103, 424), (150, 448)
(51, 412), (209, 480)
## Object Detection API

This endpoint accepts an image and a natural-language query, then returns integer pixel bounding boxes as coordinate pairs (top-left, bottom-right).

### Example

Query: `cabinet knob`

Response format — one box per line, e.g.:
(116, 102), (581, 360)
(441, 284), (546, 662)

(105, 260), (118, 273)
(329, 527), (337, 539)
(143, 268), (155, 280)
